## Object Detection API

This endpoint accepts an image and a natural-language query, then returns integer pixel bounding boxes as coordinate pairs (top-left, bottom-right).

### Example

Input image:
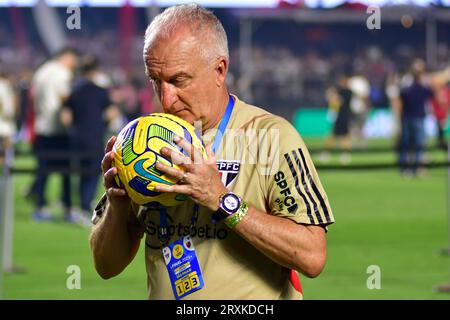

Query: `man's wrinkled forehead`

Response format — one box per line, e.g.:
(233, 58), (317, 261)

(146, 21), (200, 53)
(145, 32), (204, 68)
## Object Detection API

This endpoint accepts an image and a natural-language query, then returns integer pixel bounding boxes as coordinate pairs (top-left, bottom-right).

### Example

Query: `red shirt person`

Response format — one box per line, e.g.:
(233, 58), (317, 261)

(431, 84), (450, 149)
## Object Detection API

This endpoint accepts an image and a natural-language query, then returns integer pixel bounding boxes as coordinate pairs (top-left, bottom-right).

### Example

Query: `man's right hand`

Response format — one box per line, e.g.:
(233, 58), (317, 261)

(102, 136), (131, 210)
(91, 136), (142, 279)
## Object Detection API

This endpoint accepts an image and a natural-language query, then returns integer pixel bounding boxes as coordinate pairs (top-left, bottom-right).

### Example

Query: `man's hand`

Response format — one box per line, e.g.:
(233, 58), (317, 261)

(101, 136), (131, 211)
(91, 136), (142, 280)
(154, 135), (227, 211)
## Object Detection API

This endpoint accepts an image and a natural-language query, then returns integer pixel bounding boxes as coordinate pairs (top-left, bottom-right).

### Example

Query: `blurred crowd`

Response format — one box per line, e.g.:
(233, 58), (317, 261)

(318, 58), (449, 176)
(2, 27), (449, 115)
(237, 44), (450, 113)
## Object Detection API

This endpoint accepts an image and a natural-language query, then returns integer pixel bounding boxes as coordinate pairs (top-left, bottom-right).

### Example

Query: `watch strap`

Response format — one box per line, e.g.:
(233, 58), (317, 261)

(224, 201), (249, 229)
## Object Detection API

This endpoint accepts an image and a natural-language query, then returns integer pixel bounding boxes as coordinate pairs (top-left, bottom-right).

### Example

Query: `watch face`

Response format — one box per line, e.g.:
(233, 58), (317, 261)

(223, 194), (240, 211)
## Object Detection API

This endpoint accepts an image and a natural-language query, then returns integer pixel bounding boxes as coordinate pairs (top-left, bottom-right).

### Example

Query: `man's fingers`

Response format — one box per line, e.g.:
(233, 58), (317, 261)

(174, 135), (203, 164)
(160, 147), (192, 167)
(105, 136), (116, 154)
(104, 167), (119, 189)
(106, 187), (126, 197)
(154, 184), (191, 195)
(173, 135), (192, 157)
(156, 162), (185, 181)
(104, 166), (127, 197)
(205, 144), (216, 164)
(101, 151), (115, 174)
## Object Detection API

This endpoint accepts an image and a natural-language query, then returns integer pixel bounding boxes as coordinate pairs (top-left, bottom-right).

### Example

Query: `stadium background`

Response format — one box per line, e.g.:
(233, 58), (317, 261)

(0, 0), (449, 299)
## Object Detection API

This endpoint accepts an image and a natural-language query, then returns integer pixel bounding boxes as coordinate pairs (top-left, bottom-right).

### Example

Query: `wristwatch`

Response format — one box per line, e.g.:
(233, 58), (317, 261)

(213, 192), (249, 228)
(213, 192), (241, 221)
(219, 192), (241, 215)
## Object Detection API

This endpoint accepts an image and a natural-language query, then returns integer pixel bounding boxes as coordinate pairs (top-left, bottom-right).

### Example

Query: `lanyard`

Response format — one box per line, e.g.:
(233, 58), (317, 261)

(158, 95), (234, 245)
(211, 95), (234, 154)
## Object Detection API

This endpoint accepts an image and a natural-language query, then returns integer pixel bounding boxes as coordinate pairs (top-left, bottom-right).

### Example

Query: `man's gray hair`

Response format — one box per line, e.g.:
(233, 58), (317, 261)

(143, 3), (229, 76)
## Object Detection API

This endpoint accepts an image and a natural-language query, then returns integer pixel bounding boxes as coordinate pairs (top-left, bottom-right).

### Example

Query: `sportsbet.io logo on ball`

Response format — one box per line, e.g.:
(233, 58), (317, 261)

(112, 113), (207, 207)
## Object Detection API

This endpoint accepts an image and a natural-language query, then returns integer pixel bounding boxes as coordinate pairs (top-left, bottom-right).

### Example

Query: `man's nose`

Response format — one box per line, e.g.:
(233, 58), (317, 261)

(160, 81), (178, 110)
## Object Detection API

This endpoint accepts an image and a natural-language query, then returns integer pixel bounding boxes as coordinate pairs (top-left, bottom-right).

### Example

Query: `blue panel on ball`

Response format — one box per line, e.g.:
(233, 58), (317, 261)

(183, 127), (193, 144)
(133, 158), (171, 185)
(181, 127), (193, 157)
(129, 176), (162, 196)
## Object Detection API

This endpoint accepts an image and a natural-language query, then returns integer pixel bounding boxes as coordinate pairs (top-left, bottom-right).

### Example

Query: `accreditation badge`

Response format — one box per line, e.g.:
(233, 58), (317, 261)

(162, 236), (204, 300)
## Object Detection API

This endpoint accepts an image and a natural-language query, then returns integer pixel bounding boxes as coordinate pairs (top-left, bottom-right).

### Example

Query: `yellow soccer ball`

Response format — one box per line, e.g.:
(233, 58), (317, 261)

(112, 113), (206, 207)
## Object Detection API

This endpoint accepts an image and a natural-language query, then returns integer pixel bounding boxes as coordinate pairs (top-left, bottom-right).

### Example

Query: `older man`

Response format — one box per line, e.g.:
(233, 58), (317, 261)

(90, 4), (334, 300)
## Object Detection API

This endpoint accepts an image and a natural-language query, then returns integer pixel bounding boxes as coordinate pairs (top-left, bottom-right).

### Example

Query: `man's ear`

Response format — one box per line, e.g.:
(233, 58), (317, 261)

(215, 57), (228, 87)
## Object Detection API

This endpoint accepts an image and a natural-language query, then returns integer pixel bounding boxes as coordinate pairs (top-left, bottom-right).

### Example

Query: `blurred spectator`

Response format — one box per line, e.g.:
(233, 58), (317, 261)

(320, 74), (353, 164)
(349, 74), (371, 147)
(0, 71), (16, 163)
(398, 60), (434, 177)
(31, 47), (79, 222)
(429, 68), (450, 150)
(15, 68), (33, 141)
(138, 83), (158, 115)
(386, 73), (403, 144)
(63, 55), (118, 223)
(107, 86), (128, 135)
(120, 77), (143, 122)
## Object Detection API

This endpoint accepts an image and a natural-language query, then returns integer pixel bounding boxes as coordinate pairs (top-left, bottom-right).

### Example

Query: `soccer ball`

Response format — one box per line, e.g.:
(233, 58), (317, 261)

(112, 113), (206, 207)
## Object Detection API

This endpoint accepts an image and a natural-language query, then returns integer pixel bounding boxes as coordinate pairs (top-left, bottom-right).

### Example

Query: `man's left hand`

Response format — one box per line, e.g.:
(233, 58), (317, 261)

(154, 135), (227, 211)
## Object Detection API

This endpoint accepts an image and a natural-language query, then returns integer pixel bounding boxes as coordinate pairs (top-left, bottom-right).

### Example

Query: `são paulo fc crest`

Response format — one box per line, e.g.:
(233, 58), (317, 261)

(217, 160), (241, 187)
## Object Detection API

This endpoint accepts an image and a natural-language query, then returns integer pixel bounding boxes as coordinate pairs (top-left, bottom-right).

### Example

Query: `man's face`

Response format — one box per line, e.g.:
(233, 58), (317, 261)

(64, 53), (79, 72)
(145, 29), (225, 126)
